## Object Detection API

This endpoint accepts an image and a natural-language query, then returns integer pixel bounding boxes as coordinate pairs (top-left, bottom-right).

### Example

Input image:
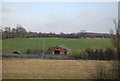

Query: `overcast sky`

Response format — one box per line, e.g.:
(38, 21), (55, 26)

(1, 1), (118, 33)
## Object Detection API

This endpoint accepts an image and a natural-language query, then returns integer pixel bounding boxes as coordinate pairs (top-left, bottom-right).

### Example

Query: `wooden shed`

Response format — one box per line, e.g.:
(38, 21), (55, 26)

(48, 44), (71, 55)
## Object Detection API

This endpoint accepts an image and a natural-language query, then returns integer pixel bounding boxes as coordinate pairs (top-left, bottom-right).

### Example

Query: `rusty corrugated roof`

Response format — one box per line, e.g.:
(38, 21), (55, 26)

(57, 44), (71, 50)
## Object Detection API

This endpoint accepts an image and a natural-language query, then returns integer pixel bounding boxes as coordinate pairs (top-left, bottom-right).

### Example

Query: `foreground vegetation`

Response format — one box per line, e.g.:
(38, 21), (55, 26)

(2, 57), (113, 79)
(2, 38), (112, 53)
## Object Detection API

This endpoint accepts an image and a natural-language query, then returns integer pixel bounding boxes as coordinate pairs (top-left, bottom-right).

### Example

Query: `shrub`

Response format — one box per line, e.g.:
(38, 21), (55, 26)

(85, 48), (95, 60)
(104, 48), (116, 60)
(91, 63), (110, 79)
(71, 48), (116, 60)
(97, 49), (104, 60)
(72, 53), (81, 59)
(71, 50), (88, 60)
(26, 48), (32, 54)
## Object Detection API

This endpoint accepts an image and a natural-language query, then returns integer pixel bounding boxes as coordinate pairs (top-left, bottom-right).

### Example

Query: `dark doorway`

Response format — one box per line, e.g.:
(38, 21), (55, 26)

(54, 50), (60, 55)
(65, 51), (67, 55)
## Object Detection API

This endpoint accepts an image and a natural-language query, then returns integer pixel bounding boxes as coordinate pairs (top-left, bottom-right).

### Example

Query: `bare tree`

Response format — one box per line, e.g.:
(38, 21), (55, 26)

(110, 20), (120, 60)
(110, 20), (120, 80)
(91, 63), (108, 79)
(16, 24), (27, 38)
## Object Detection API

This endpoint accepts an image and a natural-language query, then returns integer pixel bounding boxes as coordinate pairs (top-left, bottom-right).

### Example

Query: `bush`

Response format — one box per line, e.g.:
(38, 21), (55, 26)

(85, 48), (95, 60)
(91, 63), (110, 79)
(80, 52), (88, 60)
(71, 48), (116, 60)
(97, 49), (104, 60)
(71, 50), (88, 60)
(72, 53), (82, 59)
(104, 48), (116, 60)
(26, 49), (32, 54)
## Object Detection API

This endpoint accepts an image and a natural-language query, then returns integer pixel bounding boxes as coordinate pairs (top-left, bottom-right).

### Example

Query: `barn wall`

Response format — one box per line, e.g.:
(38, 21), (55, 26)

(49, 47), (67, 55)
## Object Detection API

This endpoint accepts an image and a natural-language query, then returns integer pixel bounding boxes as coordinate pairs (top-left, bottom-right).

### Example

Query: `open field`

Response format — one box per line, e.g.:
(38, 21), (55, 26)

(2, 57), (112, 79)
(2, 38), (113, 53)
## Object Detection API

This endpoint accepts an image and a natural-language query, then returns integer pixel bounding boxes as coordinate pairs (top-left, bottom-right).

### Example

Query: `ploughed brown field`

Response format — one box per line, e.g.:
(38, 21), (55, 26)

(2, 57), (112, 79)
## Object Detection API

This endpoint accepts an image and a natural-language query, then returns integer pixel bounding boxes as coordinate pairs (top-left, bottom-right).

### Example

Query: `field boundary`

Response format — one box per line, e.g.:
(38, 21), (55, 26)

(2, 53), (72, 60)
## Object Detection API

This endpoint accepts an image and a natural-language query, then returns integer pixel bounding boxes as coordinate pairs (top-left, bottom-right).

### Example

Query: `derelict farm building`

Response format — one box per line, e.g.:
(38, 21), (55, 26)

(48, 44), (71, 55)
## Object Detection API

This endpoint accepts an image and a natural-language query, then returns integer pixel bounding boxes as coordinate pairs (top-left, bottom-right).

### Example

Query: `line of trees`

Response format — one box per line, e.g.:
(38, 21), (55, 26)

(2, 25), (27, 38)
(1, 25), (111, 39)
(71, 48), (117, 60)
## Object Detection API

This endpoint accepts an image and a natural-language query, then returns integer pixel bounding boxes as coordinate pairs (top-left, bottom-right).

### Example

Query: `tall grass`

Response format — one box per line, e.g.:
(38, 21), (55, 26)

(2, 58), (112, 79)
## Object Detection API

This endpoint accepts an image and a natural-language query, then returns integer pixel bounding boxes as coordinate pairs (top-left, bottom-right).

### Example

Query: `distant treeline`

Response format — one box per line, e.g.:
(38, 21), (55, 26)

(1, 25), (112, 39)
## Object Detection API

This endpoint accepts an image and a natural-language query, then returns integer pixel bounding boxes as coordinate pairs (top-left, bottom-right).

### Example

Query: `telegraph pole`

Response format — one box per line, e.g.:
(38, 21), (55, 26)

(43, 38), (45, 54)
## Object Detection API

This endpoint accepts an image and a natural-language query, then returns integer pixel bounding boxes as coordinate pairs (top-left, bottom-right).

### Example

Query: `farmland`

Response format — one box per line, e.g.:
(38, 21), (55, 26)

(2, 38), (115, 79)
(2, 38), (113, 53)
(2, 57), (112, 79)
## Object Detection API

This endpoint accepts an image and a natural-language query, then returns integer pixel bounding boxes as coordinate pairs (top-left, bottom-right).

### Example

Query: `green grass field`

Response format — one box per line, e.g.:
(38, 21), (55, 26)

(2, 38), (113, 53)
